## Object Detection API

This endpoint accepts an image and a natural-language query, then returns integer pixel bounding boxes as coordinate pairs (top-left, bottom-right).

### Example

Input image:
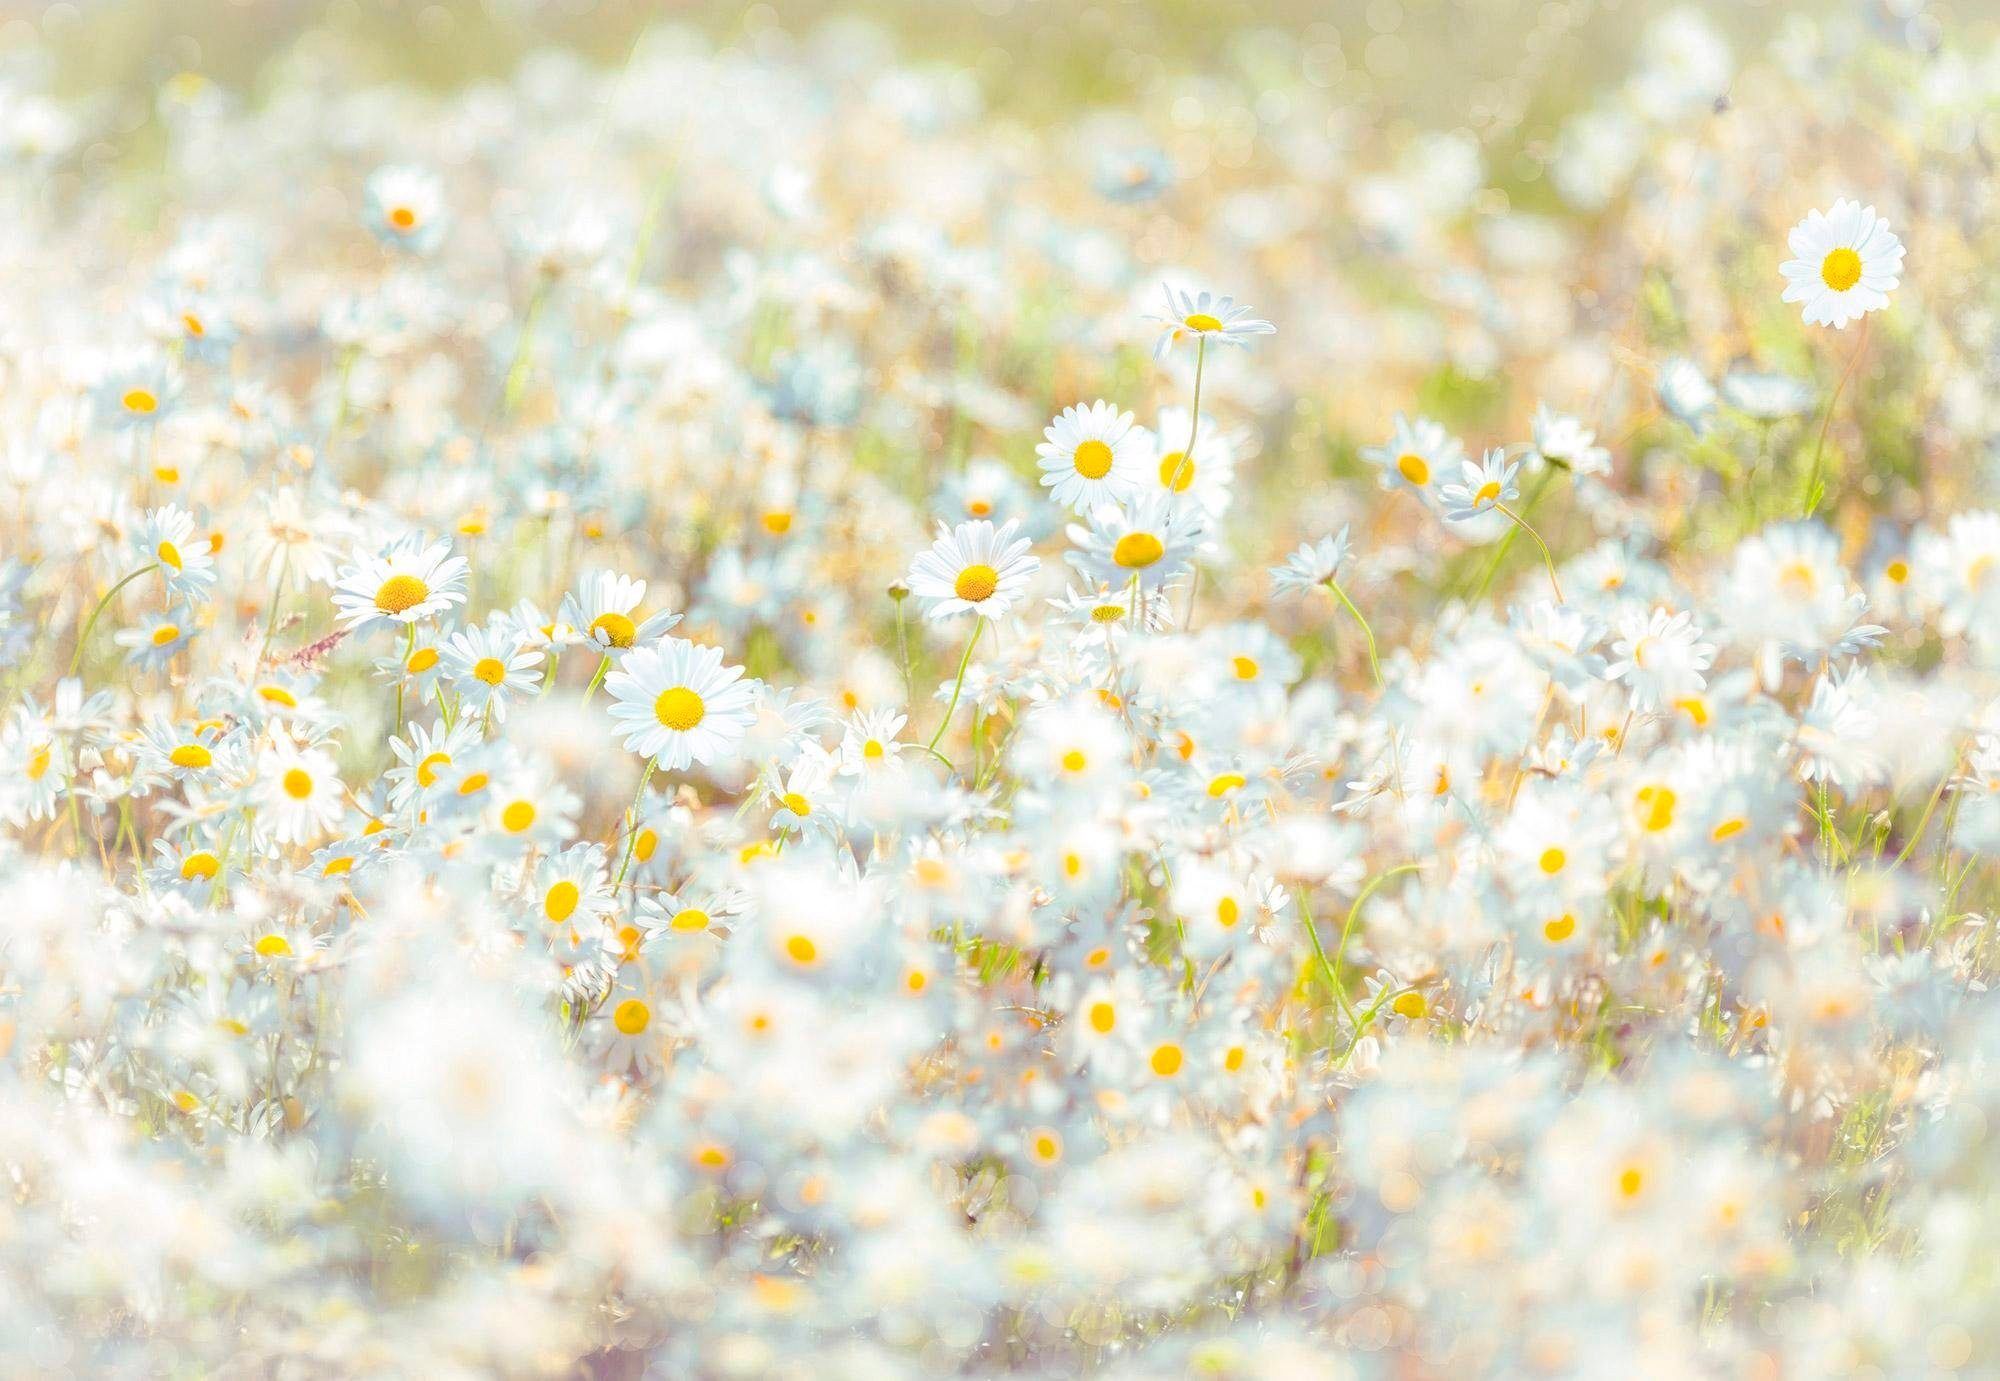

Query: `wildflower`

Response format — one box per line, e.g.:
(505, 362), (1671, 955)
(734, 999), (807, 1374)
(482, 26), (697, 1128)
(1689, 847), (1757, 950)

(1360, 413), (1463, 501)
(256, 734), (344, 845)
(1035, 401), (1145, 512)
(1269, 529), (1353, 599)
(1438, 449), (1521, 522)
(1066, 495), (1206, 594)
(559, 570), (681, 657)
(1606, 608), (1716, 713)
(331, 539), (470, 631)
(363, 164), (449, 254)
(604, 637), (760, 771)
(1147, 284), (1275, 358)
(1780, 199), (1903, 329)
(905, 518), (1040, 622)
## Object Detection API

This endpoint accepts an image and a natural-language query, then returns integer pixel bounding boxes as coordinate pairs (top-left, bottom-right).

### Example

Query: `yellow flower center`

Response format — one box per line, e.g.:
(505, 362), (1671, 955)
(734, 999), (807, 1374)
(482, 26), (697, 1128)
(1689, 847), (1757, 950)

(151, 624), (181, 646)
(1216, 896), (1240, 927)
(1396, 453), (1430, 485)
(260, 685), (297, 707)
(282, 768), (312, 799)
(785, 934), (818, 964)
(180, 851), (220, 880)
(169, 744), (212, 769)
(123, 388), (159, 415)
(781, 791), (811, 817)
(501, 800), (536, 832)
(1543, 913), (1576, 943)
(590, 612), (637, 648)
(406, 647), (438, 674)
(544, 880), (580, 923)
(472, 657), (507, 685)
(613, 998), (651, 1036)
(158, 541), (183, 570)
(655, 686), (705, 731)
(1060, 749), (1087, 773)
(1073, 439), (1114, 480)
(416, 752), (451, 787)
(254, 934), (292, 957)
(966, 498), (993, 518)
(1113, 532), (1165, 569)
(1183, 312), (1223, 332)
(373, 574), (430, 615)
(1711, 817), (1747, 842)
(671, 908), (710, 932)
(457, 772), (488, 795)
(1090, 603), (1124, 624)
(1473, 480), (1502, 506)
(1157, 452), (1194, 491)
(761, 510), (793, 534)
(182, 313), (206, 337)
(1207, 772), (1246, 797)
(1231, 655), (1258, 680)
(1088, 1001), (1116, 1033)
(1637, 785), (1677, 833)
(954, 564), (1000, 602)
(1884, 558), (1910, 583)
(1149, 1043), (1184, 1076)
(1392, 991), (1428, 1019)
(388, 205), (418, 231)
(1538, 847), (1566, 875)
(1820, 246), (1862, 292)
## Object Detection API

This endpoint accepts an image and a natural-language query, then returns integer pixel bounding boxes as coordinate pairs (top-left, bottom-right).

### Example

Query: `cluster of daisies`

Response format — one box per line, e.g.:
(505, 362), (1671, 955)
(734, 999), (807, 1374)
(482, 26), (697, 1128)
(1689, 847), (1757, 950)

(3, 6), (2000, 1376)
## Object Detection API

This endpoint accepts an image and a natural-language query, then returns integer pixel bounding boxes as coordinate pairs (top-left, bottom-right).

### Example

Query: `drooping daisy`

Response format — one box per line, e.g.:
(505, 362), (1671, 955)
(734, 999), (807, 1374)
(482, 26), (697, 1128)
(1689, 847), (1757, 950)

(363, 164), (449, 255)
(1779, 199), (1903, 329)
(1529, 404), (1612, 478)
(1360, 413), (1463, 502)
(604, 637), (760, 771)
(133, 505), (218, 602)
(1035, 401), (1145, 512)
(905, 518), (1041, 622)
(439, 619), (544, 723)
(1269, 528), (1354, 599)
(331, 539), (469, 632)
(559, 569), (681, 657)
(1065, 495), (1207, 594)
(1438, 449), (1522, 522)
(1146, 284), (1276, 359)
(257, 734), (345, 846)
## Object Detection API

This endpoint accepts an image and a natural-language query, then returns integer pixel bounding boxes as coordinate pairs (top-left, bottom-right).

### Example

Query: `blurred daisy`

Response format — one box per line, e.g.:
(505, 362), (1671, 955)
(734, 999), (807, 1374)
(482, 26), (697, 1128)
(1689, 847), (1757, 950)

(1269, 528), (1353, 599)
(331, 539), (469, 631)
(257, 735), (344, 845)
(1529, 404), (1611, 478)
(906, 518), (1040, 621)
(604, 637), (760, 770)
(93, 350), (183, 431)
(1780, 199), (1903, 329)
(1361, 412), (1462, 501)
(363, 164), (448, 254)
(115, 608), (198, 671)
(1439, 449), (1521, 522)
(1036, 401), (1144, 512)
(1606, 608), (1716, 712)
(133, 505), (217, 602)
(1147, 284), (1275, 358)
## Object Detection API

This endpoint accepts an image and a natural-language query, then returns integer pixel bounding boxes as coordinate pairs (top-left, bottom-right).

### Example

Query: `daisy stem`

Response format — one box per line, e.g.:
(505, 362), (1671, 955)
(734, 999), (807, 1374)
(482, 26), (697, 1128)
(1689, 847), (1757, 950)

(257, 549), (290, 666)
(1326, 863), (1421, 1034)
(895, 600), (914, 707)
(1325, 576), (1383, 691)
(1495, 502), (1563, 604)
(1169, 335), (1206, 493)
(395, 623), (414, 734)
(69, 563), (159, 678)
(1464, 469), (1553, 605)
(924, 617), (983, 757)
(503, 277), (552, 414)
(541, 649), (560, 695)
(1802, 318), (1870, 519)
(580, 653), (612, 707)
(1892, 755), (1958, 869)
(612, 758), (656, 888)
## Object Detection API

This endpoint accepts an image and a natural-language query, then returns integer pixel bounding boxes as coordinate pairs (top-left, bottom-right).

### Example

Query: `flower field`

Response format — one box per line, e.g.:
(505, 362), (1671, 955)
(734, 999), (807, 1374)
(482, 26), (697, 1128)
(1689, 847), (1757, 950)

(3, 2), (2000, 1375)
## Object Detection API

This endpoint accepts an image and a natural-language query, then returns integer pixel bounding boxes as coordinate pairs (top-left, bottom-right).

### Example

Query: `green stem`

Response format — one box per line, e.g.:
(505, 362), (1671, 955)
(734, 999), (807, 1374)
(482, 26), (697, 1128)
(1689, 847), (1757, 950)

(257, 549), (290, 666)
(924, 618), (984, 756)
(1465, 469), (1553, 605)
(580, 653), (612, 707)
(1802, 320), (1870, 518)
(503, 278), (552, 413)
(1326, 576), (1383, 690)
(69, 563), (159, 677)
(612, 758), (656, 887)
(1328, 863), (1422, 1027)
(1168, 335), (1206, 493)
(1495, 502), (1563, 604)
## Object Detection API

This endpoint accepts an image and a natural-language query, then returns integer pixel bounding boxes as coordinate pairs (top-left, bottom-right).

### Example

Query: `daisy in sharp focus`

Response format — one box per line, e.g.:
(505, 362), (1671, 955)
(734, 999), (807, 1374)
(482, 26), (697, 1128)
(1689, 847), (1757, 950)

(906, 518), (1040, 621)
(604, 637), (760, 771)
(1779, 199), (1903, 329)
(439, 619), (544, 723)
(1439, 449), (1522, 522)
(559, 569), (681, 657)
(331, 538), (469, 632)
(1066, 495), (1208, 594)
(1146, 284), (1275, 359)
(256, 733), (345, 846)
(1036, 401), (1145, 512)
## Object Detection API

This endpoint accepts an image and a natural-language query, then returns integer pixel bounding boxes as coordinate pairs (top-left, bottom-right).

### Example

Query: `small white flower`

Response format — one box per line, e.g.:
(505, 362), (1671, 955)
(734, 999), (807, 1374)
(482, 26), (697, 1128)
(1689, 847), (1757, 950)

(1779, 199), (1903, 329)
(1035, 401), (1145, 512)
(331, 539), (470, 631)
(1438, 449), (1521, 522)
(604, 637), (760, 771)
(1146, 284), (1275, 358)
(906, 519), (1040, 622)
(1269, 529), (1354, 599)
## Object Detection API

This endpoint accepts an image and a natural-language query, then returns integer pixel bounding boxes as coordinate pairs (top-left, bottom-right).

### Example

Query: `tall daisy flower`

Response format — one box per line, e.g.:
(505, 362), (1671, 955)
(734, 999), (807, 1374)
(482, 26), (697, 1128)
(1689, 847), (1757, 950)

(1065, 495), (1207, 594)
(559, 570), (680, 657)
(1035, 401), (1144, 512)
(604, 637), (760, 771)
(331, 539), (469, 631)
(133, 505), (218, 603)
(906, 519), (1040, 622)
(1146, 284), (1275, 358)
(1439, 449), (1522, 522)
(1779, 199), (1903, 329)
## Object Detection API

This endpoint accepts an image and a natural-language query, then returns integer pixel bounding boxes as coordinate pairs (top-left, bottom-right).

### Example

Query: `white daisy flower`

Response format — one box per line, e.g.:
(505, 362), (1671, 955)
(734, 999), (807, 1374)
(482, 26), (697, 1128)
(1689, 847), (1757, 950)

(363, 164), (449, 254)
(559, 569), (681, 656)
(1269, 528), (1354, 599)
(1134, 405), (1239, 519)
(440, 619), (544, 723)
(257, 734), (344, 846)
(1146, 284), (1276, 358)
(905, 518), (1041, 622)
(1360, 412), (1463, 501)
(1065, 495), (1207, 594)
(1606, 607), (1716, 713)
(1438, 449), (1522, 522)
(1779, 199), (1903, 329)
(133, 505), (218, 602)
(1529, 404), (1612, 478)
(331, 539), (469, 631)
(1035, 401), (1145, 512)
(604, 637), (760, 771)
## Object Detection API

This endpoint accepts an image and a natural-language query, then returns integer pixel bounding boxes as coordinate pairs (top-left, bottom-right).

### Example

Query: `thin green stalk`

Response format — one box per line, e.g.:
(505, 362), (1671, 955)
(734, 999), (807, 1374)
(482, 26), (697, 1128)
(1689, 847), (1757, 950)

(69, 563), (159, 677)
(1326, 576), (1383, 690)
(612, 758), (657, 887)
(1802, 320), (1870, 518)
(925, 618), (984, 756)
(1495, 502), (1564, 603)
(579, 653), (612, 707)
(1327, 862), (1422, 1028)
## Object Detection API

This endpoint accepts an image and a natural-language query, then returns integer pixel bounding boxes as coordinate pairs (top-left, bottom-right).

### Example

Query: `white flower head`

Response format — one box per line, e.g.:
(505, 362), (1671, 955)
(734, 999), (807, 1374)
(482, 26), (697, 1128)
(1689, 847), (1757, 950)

(1779, 199), (1903, 329)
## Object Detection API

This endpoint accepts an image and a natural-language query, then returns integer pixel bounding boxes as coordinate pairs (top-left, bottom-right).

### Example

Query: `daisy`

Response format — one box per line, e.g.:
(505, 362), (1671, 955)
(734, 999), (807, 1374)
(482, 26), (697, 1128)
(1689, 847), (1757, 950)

(529, 843), (618, 958)
(92, 350), (183, 431)
(1035, 401), (1145, 512)
(133, 505), (218, 603)
(839, 707), (908, 776)
(559, 569), (681, 656)
(1146, 284), (1276, 359)
(1438, 448), (1522, 523)
(134, 717), (227, 784)
(1529, 404), (1612, 478)
(1136, 406), (1238, 518)
(331, 538), (469, 631)
(1779, 199), (1903, 329)
(1360, 412), (1463, 501)
(363, 164), (449, 255)
(257, 734), (344, 846)
(114, 607), (198, 671)
(604, 637), (760, 771)
(1269, 528), (1353, 599)
(1606, 608), (1716, 713)
(905, 518), (1041, 621)
(1065, 495), (1207, 594)
(439, 619), (544, 722)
